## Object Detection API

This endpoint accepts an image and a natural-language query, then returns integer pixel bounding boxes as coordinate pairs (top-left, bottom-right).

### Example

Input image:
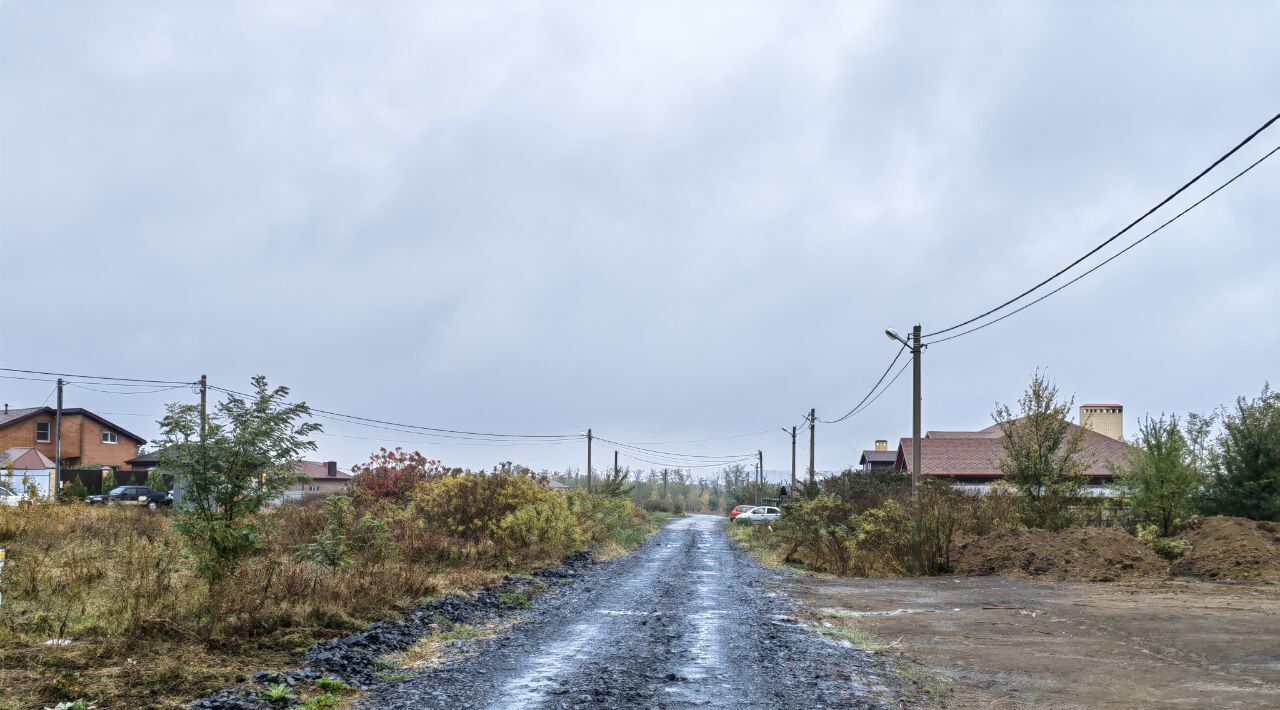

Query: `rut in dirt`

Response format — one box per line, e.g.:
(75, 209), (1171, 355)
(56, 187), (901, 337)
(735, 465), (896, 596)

(360, 514), (904, 709)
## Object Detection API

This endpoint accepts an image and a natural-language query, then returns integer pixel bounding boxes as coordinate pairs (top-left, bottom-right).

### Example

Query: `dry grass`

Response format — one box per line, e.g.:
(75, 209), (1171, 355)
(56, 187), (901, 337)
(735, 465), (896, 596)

(0, 488), (656, 709)
(385, 620), (510, 670)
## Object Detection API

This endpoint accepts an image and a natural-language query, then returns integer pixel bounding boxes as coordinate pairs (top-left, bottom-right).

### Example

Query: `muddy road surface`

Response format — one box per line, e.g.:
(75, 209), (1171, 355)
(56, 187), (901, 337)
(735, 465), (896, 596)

(359, 514), (905, 708)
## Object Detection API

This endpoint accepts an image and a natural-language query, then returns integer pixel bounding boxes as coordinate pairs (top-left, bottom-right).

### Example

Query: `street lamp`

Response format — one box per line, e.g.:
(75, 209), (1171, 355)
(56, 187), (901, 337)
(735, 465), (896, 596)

(887, 324), (923, 576)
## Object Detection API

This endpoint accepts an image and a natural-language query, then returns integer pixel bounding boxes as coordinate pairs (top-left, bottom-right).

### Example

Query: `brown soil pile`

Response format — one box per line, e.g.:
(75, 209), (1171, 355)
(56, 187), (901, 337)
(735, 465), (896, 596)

(956, 527), (1168, 582)
(1174, 516), (1280, 581)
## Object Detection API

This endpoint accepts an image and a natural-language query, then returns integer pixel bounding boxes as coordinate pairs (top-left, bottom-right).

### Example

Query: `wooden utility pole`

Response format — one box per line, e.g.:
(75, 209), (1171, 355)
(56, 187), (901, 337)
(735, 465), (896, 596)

(54, 378), (64, 490)
(807, 408), (816, 487)
(586, 428), (593, 493)
(662, 468), (668, 500)
(614, 450), (619, 479)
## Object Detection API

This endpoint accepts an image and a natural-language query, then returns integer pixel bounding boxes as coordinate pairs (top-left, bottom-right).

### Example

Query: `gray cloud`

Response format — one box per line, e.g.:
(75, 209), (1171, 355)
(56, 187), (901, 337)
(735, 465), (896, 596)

(3, 1), (1277, 476)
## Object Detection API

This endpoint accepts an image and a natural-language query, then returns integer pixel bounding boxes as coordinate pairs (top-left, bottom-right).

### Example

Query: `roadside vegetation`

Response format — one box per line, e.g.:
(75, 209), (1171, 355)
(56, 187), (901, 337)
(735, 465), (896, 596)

(0, 378), (656, 709)
(729, 374), (1280, 580)
(548, 459), (763, 514)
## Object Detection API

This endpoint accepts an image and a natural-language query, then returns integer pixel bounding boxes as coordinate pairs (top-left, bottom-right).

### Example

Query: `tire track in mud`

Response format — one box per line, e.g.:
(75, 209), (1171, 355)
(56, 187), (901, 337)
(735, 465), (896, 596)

(359, 515), (905, 709)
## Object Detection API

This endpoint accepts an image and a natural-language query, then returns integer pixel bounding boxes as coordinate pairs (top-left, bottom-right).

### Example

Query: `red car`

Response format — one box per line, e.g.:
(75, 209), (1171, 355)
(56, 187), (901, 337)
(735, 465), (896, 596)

(728, 504), (755, 520)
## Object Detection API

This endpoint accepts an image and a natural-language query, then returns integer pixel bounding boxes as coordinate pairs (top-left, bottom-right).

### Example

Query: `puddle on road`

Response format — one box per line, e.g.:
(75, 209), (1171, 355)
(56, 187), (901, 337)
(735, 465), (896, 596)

(492, 518), (688, 708)
(494, 620), (603, 710)
(821, 606), (960, 617)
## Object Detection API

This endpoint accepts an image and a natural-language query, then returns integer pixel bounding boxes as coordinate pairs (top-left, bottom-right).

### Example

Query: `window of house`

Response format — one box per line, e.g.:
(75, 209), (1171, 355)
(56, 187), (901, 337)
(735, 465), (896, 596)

(35, 421), (51, 443)
(101, 429), (118, 444)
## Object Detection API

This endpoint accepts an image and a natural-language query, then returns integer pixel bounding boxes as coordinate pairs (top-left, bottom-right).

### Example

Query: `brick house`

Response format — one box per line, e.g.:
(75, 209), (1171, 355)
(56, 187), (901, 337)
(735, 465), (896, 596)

(0, 404), (146, 471)
(893, 404), (1133, 495)
(288, 460), (353, 499)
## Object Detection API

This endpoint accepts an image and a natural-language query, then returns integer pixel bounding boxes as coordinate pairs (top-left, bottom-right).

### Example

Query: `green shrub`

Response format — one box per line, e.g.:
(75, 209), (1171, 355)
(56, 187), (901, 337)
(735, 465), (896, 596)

(774, 494), (860, 574)
(1136, 523), (1191, 560)
(773, 481), (1019, 576)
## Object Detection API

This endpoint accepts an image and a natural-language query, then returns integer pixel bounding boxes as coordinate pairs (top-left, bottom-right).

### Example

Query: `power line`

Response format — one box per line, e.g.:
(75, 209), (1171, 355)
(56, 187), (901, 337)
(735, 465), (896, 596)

(207, 384), (580, 440)
(315, 430), (583, 448)
(926, 142), (1280, 346)
(819, 343), (906, 424)
(0, 367), (195, 386)
(846, 356), (911, 417)
(614, 450), (756, 470)
(67, 383), (191, 395)
(617, 428), (779, 445)
(594, 436), (757, 462)
(0, 374), (59, 384)
(925, 111), (1280, 339)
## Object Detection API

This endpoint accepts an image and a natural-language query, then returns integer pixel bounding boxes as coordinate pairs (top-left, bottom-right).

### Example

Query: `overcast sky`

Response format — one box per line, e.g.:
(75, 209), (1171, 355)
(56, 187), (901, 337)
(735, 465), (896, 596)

(2, 1), (1277, 479)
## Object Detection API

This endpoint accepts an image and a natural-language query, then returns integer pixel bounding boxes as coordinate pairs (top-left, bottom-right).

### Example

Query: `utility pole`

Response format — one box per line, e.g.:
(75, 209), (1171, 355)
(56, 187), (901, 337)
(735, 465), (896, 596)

(885, 325), (924, 575)
(200, 374), (208, 491)
(662, 468), (668, 500)
(788, 426), (797, 491)
(911, 325), (923, 577)
(54, 378), (64, 491)
(614, 450), (619, 480)
(807, 408), (816, 487)
(758, 450), (764, 502)
(586, 428), (593, 494)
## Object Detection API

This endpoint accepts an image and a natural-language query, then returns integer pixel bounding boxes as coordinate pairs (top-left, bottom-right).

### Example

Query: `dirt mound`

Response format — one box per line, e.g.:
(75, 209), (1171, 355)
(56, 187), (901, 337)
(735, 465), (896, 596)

(1174, 516), (1280, 581)
(956, 527), (1168, 582)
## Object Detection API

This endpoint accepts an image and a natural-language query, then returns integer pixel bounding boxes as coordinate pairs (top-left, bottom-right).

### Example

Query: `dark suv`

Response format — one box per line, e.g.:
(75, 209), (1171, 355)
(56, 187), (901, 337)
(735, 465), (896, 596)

(86, 485), (172, 509)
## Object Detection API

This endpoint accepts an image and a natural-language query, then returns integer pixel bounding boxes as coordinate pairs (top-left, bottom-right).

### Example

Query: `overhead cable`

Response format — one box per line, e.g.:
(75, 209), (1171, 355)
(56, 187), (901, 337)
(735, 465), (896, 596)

(925, 111), (1280, 339)
(926, 142), (1280, 346)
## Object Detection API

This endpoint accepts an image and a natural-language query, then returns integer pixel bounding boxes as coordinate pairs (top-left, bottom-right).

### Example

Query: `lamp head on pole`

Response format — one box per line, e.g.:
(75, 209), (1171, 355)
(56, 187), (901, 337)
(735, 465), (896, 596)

(885, 328), (909, 347)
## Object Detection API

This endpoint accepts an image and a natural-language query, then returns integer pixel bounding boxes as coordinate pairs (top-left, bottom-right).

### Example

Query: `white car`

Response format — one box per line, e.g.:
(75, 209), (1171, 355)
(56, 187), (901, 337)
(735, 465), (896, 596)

(736, 506), (781, 522)
(0, 485), (21, 506)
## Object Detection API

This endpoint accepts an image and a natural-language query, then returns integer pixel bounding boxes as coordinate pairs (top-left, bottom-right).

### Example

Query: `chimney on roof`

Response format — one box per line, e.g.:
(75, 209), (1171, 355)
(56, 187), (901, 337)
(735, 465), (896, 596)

(874, 439), (888, 452)
(326, 461), (338, 477)
(4, 404), (7, 414)
(1080, 404), (1124, 441)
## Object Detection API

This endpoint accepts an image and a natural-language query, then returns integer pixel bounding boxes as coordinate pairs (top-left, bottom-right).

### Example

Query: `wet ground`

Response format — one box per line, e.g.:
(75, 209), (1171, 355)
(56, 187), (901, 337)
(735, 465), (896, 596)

(359, 514), (907, 709)
(785, 574), (1280, 709)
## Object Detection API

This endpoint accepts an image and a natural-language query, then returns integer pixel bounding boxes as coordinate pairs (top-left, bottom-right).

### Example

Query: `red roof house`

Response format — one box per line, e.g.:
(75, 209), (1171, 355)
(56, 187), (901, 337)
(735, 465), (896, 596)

(893, 406), (1133, 489)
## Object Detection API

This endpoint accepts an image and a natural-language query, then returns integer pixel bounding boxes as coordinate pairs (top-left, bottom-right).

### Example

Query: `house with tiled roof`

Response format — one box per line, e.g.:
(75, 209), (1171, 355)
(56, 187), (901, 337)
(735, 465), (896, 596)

(287, 460), (354, 499)
(859, 439), (897, 471)
(0, 404), (146, 471)
(0, 447), (57, 499)
(893, 404), (1133, 495)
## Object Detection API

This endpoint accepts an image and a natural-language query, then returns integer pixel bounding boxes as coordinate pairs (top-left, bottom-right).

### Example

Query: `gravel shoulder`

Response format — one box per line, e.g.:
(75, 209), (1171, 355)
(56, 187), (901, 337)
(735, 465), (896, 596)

(358, 514), (910, 709)
(783, 574), (1280, 709)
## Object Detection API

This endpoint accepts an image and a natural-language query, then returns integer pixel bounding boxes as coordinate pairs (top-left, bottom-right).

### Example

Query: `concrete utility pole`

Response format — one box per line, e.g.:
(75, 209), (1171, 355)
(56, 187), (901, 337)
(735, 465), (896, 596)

(886, 325), (924, 576)
(783, 426), (797, 492)
(586, 428), (593, 493)
(807, 408), (816, 487)
(758, 450), (764, 502)
(911, 324), (923, 576)
(54, 378), (64, 490)
(200, 374), (208, 491)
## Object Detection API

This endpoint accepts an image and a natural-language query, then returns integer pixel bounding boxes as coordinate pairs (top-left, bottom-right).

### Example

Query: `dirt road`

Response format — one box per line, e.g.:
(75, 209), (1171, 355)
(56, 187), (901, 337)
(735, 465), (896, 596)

(786, 574), (1280, 709)
(359, 515), (906, 708)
